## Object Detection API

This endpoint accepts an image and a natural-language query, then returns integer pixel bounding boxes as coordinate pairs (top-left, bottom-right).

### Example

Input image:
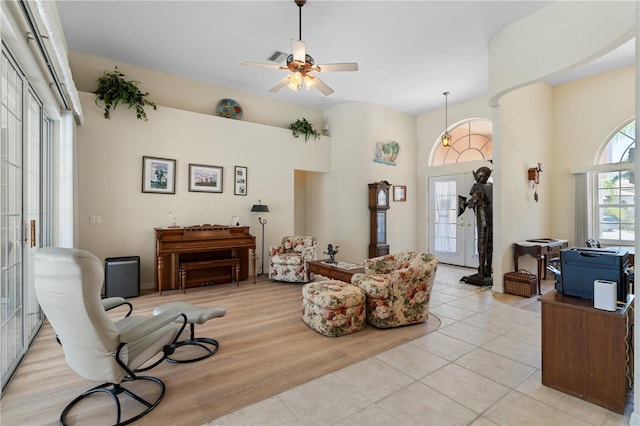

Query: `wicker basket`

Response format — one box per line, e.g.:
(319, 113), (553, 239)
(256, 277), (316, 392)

(504, 270), (538, 297)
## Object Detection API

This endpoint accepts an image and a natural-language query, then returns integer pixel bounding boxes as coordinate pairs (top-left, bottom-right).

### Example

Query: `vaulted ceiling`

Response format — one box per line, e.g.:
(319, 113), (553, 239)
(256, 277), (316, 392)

(56, 1), (634, 116)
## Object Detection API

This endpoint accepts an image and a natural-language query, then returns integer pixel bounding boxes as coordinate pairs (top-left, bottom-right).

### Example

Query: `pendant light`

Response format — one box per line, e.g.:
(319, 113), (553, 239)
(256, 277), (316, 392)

(441, 91), (452, 147)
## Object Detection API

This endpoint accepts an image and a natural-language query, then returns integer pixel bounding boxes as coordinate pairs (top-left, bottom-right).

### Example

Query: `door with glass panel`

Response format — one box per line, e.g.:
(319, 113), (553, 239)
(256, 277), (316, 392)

(428, 174), (478, 267)
(1, 49), (45, 394)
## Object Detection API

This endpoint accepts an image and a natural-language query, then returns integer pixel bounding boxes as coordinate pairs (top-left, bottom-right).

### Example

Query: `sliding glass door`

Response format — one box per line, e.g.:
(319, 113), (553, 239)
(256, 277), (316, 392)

(1, 48), (47, 395)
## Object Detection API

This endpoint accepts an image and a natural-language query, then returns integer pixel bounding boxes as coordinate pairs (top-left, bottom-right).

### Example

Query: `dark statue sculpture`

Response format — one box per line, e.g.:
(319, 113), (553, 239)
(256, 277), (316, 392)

(324, 244), (340, 264)
(458, 166), (493, 287)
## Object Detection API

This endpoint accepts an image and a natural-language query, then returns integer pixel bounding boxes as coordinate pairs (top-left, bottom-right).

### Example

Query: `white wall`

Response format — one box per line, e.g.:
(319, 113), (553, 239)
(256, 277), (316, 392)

(76, 91), (331, 289)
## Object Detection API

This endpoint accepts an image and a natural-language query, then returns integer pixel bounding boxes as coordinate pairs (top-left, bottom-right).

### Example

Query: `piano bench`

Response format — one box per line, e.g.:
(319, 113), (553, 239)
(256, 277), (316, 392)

(179, 258), (240, 293)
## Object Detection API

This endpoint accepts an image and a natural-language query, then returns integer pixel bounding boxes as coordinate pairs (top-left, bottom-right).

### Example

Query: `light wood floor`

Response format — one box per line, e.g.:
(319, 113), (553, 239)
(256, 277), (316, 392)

(1, 275), (444, 425)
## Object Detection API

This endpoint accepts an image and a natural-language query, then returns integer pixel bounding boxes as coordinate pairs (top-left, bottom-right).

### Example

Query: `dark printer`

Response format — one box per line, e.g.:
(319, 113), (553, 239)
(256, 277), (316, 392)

(555, 247), (630, 303)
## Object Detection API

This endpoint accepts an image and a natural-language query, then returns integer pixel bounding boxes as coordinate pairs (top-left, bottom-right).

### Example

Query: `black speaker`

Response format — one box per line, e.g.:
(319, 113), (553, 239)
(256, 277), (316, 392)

(104, 256), (140, 298)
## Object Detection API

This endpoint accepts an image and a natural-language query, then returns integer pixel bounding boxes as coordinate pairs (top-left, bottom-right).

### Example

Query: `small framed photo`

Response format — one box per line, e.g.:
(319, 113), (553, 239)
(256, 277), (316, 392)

(393, 185), (406, 202)
(189, 164), (223, 193)
(234, 166), (247, 196)
(230, 216), (240, 227)
(142, 156), (176, 194)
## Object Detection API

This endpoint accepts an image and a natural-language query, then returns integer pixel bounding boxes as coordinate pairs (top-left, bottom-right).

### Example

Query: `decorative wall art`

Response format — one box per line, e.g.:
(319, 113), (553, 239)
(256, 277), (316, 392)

(373, 141), (401, 166)
(234, 166), (248, 196)
(188, 164), (223, 193)
(142, 156), (176, 194)
(393, 185), (407, 202)
(217, 98), (243, 119)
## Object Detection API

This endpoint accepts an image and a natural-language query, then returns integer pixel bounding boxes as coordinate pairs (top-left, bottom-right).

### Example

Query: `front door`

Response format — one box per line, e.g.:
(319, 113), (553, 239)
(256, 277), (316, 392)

(428, 174), (478, 267)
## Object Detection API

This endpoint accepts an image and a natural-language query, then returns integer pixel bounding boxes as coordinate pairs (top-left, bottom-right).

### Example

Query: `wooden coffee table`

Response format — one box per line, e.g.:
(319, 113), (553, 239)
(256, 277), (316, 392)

(307, 259), (365, 282)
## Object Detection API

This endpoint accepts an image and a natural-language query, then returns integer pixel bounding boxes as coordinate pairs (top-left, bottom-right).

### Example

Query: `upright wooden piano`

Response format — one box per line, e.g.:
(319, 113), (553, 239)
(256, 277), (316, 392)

(155, 225), (256, 293)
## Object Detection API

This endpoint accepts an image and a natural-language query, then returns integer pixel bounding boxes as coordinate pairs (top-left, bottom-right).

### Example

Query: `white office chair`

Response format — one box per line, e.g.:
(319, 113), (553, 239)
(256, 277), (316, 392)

(34, 247), (186, 425)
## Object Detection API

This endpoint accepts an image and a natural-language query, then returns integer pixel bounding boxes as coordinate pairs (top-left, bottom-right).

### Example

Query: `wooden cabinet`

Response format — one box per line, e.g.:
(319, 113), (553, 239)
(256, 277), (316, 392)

(539, 291), (633, 413)
(368, 181), (391, 258)
(154, 225), (256, 293)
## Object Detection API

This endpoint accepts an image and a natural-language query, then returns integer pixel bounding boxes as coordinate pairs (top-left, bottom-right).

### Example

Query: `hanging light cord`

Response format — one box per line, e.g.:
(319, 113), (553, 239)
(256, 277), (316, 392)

(443, 91), (449, 131)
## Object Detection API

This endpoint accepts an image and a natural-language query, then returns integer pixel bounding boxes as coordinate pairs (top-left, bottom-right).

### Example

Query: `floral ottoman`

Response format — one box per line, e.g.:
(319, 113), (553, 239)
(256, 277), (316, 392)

(301, 280), (366, 337)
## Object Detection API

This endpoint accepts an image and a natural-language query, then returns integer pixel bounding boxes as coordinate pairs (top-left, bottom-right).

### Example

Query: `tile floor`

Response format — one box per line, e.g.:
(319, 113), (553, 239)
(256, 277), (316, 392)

(208, 265), (633, 426)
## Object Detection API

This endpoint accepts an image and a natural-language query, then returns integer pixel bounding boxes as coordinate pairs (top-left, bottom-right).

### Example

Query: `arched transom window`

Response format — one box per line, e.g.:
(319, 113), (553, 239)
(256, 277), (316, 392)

(431, 119), (493, 166)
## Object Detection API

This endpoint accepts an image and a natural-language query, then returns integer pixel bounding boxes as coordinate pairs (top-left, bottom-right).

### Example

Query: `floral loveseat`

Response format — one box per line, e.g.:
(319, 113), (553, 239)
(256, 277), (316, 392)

(351, 251), (438, 328)
(269, 236), (317, 283)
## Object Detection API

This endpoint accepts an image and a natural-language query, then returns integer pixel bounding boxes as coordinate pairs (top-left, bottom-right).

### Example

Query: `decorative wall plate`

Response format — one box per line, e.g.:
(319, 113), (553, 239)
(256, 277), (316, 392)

(217, 98), (243, 119)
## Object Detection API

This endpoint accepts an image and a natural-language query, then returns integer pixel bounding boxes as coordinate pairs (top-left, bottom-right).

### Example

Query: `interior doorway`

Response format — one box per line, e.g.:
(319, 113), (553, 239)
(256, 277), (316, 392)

(428, 173), (478, 268)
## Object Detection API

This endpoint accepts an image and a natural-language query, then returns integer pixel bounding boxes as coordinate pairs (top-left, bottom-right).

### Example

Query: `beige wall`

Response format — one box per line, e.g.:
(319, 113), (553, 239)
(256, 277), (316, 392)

(493, 82), (554, 284)
(310, 102), (418, 262)
(69, 51), (325, 132)
(550, 66), (635, 238)
(73, 55), (418, 289)
(76, 91), (331, 289)
(414, 66), (634, 286)
(416, 96), (493, 253)
(488, 1), (634, 105)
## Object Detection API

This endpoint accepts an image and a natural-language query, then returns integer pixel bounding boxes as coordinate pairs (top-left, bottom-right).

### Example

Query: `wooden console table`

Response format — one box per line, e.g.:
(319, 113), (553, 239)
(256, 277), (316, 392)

(539, 290), (633, 413)
(513, 238), (568, 294)
(155, 225), (256, 294)
(307, 260), (365, 282)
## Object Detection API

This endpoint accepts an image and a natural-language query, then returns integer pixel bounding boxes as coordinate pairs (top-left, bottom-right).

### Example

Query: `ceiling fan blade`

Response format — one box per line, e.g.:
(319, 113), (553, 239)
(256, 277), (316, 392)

(240, 61), (283, 69)
(268, 76), (291, 93)
(316, 63), (359, 72)
(292, 39), (306, 63)
(313, 77), (334, 96)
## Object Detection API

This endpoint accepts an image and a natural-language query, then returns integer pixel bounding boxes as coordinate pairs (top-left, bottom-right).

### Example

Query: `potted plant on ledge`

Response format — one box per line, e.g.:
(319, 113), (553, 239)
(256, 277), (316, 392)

(288, 118), (320, 142)
(93, 66), (157, 121)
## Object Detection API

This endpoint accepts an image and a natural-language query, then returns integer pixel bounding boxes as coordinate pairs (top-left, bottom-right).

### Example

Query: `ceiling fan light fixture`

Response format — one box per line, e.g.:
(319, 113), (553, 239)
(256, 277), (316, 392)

(441, 91), (452, 147)
(303, 74), (316, 90)
(241, 0), (357, 96)
(288, 72), (303, 91)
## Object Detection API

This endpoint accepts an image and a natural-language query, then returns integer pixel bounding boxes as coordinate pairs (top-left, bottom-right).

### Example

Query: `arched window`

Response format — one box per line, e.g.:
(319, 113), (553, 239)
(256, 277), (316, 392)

(431, 119), (493, 166)
(593, 120), (635, 243)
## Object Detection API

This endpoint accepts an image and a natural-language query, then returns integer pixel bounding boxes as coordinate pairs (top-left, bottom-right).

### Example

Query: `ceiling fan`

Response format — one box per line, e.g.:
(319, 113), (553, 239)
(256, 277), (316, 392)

(240, 0), (358, 96)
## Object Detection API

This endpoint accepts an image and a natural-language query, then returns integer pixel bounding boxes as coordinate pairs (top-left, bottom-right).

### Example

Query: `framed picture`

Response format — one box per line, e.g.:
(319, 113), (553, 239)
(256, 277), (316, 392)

(189, 164), (223, 193)
(234, 166), (248, 196)
(393, 185), (407, 202)
(142, 156), (176, 194)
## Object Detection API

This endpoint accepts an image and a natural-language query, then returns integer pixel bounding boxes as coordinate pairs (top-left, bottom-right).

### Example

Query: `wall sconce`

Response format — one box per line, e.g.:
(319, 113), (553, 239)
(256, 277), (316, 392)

(441, 91), (452, 147)
(528, 163), (542, 202)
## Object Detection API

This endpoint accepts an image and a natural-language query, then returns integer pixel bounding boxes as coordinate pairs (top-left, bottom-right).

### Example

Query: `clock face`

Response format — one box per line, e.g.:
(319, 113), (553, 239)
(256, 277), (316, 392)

(377, 189), (387, 206)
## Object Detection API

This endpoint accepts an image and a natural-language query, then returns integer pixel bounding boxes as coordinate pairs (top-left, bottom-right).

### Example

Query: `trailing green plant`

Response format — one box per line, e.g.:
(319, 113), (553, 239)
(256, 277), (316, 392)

(288, 118), (320, 142)
(93, 66), (157, 121)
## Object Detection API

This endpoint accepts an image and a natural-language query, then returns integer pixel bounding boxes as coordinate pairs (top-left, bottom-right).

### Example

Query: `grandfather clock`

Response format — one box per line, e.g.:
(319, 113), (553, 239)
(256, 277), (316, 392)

(368, 181), (391, 258)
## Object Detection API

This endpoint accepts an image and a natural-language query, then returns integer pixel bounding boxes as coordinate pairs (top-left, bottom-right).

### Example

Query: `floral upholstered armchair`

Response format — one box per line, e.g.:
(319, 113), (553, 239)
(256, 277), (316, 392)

(269, 236), (318, 283)
(351, 251), (438, 328)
